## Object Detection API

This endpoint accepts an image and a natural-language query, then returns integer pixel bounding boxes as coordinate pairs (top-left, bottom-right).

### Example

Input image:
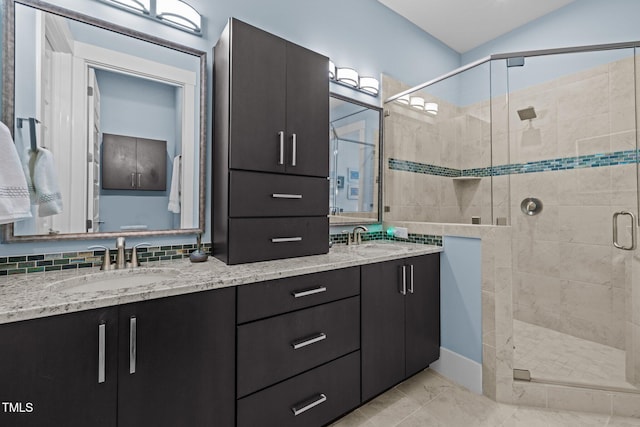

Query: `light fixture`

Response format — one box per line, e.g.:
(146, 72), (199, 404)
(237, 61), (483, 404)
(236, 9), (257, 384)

(425, 102), (438, 115)
(359, 77), (379, 96)
(157, 0), (201, 32)
(98, 0), (202, 35)
(336, 67), (359, 87)
(396, 95), (410, 105)
(329, 61), (336, 80)
(410, 96), (425, 110)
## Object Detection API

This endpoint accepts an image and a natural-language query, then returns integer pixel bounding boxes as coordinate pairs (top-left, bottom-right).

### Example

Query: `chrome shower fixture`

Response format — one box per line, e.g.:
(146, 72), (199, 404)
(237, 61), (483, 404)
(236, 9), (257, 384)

(517, 106), (537, 121)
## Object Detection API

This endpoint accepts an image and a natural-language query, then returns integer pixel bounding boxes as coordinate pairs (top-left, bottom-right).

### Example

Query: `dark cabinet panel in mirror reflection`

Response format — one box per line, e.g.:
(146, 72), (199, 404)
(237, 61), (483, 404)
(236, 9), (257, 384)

(2, 0), (206, 242)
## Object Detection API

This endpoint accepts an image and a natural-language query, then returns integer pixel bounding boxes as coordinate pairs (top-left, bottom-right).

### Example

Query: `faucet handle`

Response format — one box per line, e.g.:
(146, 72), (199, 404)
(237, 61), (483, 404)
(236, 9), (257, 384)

(341, 230), (353, 245)
(88, 245), (114, 271)
(129, 243), (151, 268)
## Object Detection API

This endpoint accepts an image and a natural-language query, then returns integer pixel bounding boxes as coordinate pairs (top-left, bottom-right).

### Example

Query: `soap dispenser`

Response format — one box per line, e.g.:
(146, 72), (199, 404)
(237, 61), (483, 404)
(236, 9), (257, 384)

(189, 234), (208, 263)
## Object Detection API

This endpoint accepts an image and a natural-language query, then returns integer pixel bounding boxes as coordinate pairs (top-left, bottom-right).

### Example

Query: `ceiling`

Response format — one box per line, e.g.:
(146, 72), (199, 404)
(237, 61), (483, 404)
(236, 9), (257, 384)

(377, 0), (575, 53)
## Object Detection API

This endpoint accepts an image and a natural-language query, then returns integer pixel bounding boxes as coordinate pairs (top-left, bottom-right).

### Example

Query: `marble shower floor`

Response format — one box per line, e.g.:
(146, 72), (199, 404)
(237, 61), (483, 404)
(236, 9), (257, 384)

(331, 369), (640, 427)
(513, 319), (639, 391)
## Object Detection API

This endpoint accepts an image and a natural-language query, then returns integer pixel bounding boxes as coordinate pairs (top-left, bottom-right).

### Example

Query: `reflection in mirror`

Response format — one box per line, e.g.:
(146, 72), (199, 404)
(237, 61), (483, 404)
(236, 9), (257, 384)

(3, 0), (206, 242)
(329, 94), (382, 225)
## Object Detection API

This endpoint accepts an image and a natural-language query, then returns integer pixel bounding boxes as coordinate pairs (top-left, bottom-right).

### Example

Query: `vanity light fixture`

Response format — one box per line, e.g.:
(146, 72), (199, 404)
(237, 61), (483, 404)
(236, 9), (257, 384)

(359, 76), (380, 96)
(410, 96), (425, 110)
(396, 95), (410, 105)
(336, 67), (359, 87)
(98, 0), (202, 35)
(329, 61), (379, 97)
(425, 102), (439, 115)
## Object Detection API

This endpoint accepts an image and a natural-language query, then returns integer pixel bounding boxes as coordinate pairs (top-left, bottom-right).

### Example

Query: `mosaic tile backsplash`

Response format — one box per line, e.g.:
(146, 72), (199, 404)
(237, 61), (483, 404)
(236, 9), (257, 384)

(0, 233), (441, 276)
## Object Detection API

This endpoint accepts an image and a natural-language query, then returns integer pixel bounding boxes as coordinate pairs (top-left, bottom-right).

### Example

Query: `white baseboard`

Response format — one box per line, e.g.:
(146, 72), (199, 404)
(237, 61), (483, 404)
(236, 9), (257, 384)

(430, 347), (483, 394)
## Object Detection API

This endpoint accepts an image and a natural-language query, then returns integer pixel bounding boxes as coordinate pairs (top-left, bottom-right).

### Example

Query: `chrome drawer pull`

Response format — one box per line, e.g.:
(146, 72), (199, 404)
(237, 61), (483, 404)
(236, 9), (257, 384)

(292, 393), (327, 416)
(292, 286), (327, 298)
(271, 237), (303, 243)
(292, 332), (327, 350)
(272, 193), (303, 199)
(98, 323), (106, 383)
(129, 316), (137, 374)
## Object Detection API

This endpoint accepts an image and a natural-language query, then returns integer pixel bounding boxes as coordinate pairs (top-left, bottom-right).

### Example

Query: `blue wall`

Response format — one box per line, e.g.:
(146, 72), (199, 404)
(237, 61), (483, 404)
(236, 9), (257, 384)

(440, 236), (482, 363)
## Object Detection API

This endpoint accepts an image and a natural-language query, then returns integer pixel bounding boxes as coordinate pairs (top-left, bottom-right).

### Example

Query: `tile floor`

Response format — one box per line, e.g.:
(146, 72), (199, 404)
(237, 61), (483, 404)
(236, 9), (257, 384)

(513, 319), (638, 391)
(331, 369), (640, 426)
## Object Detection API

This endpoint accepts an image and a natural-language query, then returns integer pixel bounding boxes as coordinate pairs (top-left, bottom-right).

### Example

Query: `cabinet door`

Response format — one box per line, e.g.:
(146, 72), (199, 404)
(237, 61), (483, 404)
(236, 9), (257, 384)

(405, 254), (441, 377)
(102, 133), (137, 190)
(0, 308), (118, 427)
(285, 43), (329, 177)
(117, 288), (235, 427)
(135, 137), (167, 191)
(361, 258), (406, 402)
(230, 19), (287, 173)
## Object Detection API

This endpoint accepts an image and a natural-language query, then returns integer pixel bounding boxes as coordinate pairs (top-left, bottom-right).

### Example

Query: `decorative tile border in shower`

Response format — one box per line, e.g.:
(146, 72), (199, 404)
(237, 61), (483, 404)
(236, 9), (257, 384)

(330, 230), (442, 247)
(0, 243), (213, 276)
(389, 149), (638, 178)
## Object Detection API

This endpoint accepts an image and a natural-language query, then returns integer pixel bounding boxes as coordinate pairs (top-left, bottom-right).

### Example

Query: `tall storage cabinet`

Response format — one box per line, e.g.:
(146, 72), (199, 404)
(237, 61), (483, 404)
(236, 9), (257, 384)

(214, 18), (330, 264)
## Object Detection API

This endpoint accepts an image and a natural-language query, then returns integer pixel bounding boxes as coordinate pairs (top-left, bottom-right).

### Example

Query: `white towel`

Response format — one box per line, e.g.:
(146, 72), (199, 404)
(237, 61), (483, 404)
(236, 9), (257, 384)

(168, 154), (181, 213)
(0, 121), (32, 224)
(24, 147), (63, 217)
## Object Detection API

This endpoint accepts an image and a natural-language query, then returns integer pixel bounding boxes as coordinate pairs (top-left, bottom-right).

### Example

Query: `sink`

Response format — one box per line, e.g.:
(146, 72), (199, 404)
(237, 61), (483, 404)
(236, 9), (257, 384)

(347, 242), (396, 255)
(47, 268), (181, 294)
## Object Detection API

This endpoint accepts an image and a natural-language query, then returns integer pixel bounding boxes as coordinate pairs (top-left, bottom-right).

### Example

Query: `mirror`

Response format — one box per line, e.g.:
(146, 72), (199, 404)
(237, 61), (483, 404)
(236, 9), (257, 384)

(329, 93), (382, 225)
(2, 0), (206, 242)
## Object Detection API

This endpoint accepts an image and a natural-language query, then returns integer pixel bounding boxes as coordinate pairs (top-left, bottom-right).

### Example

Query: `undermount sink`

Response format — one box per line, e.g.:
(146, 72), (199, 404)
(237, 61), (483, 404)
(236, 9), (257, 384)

(347, 242), (396, 255)
(47, 268), (181, 294)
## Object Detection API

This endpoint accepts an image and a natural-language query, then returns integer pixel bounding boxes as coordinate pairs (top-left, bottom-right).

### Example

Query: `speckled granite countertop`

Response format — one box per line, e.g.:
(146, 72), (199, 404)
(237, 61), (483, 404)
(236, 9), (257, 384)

(0, 241), (441, 325)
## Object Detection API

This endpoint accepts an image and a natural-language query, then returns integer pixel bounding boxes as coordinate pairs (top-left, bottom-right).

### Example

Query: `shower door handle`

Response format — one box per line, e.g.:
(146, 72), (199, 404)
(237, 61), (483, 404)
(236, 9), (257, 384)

(612, 211), (636, 250)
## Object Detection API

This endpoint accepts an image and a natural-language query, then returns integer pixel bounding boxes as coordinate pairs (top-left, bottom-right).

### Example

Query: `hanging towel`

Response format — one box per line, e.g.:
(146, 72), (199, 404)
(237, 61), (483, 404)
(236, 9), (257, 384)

(0, 121), (32, 224)
(168, 154), (181, 213)
(25, 147), (63, 217)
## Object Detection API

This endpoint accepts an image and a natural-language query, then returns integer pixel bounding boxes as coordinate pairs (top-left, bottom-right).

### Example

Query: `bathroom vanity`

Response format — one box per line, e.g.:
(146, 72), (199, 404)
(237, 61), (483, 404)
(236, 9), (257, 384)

(0, 242), (440, 427)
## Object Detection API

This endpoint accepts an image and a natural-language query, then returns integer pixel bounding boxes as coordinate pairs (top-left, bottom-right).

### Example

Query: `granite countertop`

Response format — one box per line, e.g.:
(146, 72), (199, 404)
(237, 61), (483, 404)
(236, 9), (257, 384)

(0, 241), (442, 325)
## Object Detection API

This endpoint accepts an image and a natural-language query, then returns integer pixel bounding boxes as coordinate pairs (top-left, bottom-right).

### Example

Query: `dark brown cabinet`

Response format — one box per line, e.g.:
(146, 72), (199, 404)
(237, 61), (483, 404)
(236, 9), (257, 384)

(236, 268), (361, 427)
(361, 253), (440, 402)
(102, 133), (167, 191)
(0, 288), (235, 427)
(214, 18), (329, 264)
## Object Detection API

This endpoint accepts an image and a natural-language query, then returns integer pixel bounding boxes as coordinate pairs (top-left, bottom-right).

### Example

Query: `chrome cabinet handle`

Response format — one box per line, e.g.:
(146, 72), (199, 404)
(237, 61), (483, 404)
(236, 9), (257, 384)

(271, 237), (303, 243)
(291, 133), (297, 166)
(272, 193), (303, 199)
(613, 211), (636, 250)
(292, 286), (327, 298)
(98, 323), (106, 383)
(130, 172), (136, 188)
(400, 265), (407, 295)
(278, 131), (285, 165)
(292, 332), (327, 350)
(292, 393), (327, 416)
(408, 264), (414, 294)
(137, 173), (142, 188)
(129, 317), (137, 374)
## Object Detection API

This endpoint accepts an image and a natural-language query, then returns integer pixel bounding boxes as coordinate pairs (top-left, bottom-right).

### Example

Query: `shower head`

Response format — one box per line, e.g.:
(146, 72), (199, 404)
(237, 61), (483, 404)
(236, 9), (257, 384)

(517, 106), (537, 121)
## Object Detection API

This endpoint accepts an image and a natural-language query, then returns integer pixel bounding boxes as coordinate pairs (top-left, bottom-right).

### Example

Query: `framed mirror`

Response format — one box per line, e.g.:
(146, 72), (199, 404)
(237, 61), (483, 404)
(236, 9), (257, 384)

(1, 0), (206, 242)
(329, 93), (382, 225)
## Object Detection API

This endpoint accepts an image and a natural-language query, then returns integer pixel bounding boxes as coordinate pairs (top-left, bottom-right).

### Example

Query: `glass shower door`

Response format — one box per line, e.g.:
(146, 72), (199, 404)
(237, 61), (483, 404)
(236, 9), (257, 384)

(507, 47), (639, 391)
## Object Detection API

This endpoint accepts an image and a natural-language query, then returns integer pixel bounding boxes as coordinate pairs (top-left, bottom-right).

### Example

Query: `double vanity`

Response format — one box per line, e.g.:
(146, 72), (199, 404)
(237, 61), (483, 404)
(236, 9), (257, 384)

(0, 242), (441, 427)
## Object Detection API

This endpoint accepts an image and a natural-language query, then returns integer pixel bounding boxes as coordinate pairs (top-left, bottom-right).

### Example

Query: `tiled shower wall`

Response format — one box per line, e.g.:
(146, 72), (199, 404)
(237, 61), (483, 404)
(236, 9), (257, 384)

(504, 55), (637, 350)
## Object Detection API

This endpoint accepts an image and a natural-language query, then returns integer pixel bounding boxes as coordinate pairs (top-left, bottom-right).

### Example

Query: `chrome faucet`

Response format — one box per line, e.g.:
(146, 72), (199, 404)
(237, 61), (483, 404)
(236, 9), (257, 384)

(115, 237), (127, 269)
(352, 225), (369, 245)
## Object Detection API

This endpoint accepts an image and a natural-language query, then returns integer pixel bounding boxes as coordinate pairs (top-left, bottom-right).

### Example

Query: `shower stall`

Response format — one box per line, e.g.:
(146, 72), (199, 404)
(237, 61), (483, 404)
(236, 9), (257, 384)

(383, 42), (640, 396)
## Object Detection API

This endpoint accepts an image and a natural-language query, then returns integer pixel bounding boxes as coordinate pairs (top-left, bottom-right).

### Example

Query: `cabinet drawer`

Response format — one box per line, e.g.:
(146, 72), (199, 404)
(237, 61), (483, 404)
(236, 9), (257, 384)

(229, 171), (328, 217)
(237, 267), (360, 323)
(228, 217), (328, 264)
(237, 296), (360, 397)
(237, 351), (360, 427)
